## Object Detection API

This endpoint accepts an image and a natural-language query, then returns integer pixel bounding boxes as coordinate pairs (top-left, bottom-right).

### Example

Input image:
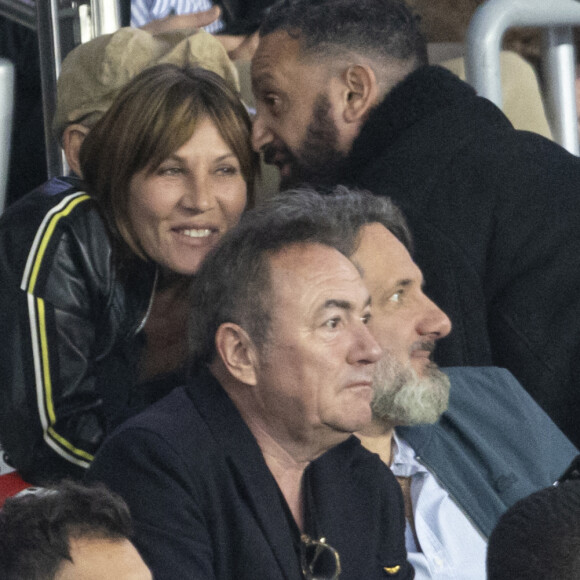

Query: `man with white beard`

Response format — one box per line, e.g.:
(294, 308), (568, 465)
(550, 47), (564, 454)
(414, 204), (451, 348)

(272, 186), (577, 580)
(348, 198), (577, 580)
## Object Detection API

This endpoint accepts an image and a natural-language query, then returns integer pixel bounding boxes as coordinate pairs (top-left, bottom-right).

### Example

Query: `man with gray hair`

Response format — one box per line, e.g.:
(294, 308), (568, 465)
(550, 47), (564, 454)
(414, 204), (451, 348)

(86, 191), (413, 579)
(288, 187), (577, 579)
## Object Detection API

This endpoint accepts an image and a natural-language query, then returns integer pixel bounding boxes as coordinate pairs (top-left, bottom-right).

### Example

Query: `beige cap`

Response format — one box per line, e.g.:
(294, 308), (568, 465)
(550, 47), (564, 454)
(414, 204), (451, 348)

(53, 27), (239, 142)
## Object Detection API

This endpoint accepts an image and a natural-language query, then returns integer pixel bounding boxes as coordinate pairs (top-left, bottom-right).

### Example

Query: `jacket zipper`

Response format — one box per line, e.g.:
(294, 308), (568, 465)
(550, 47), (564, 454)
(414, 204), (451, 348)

(134, 267), (158, 334)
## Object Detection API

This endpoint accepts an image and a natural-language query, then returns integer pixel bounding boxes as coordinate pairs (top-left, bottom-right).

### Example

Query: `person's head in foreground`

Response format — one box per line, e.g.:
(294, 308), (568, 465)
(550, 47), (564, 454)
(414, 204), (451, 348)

(189, 186), (385, 454)
(487, 478), (580, 580)
(0, 480), (151, 580)
(80, 63), (258, 276)
(251, 0), (427, 188)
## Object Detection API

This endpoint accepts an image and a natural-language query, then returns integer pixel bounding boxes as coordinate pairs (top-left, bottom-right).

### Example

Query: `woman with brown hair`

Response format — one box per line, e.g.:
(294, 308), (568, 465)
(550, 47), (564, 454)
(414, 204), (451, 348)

(0, 63), (257, 484)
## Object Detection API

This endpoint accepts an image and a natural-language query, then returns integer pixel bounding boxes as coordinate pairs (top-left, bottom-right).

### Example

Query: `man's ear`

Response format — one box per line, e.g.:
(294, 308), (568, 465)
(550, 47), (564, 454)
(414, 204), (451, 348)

(214, 322), (259, 386)
(62, 124), (90, 178)
(342, 64), (379, 124)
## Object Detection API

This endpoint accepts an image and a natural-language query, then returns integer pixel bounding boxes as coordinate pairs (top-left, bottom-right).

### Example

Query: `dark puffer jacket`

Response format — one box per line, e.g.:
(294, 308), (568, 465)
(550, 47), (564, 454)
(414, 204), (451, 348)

(341, 65), (580, 446)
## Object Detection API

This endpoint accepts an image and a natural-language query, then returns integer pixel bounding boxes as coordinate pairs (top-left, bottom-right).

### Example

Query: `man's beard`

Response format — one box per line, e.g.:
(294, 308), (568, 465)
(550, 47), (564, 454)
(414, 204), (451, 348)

(372, 351), (451, 426)
(264, 93), (345, 189)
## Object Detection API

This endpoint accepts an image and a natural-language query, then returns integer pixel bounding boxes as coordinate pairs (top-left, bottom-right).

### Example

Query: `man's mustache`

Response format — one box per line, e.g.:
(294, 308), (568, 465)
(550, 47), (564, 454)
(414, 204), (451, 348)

(263, 143), (292, 166)
(409, 340), (436, 356)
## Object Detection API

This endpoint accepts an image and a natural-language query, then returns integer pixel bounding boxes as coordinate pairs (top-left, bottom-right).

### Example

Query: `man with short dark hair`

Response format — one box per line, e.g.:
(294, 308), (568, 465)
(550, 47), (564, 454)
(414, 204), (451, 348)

(0, 480), (152, 580)
(251, 0), (580, 448)
(86, 195), (413, 579)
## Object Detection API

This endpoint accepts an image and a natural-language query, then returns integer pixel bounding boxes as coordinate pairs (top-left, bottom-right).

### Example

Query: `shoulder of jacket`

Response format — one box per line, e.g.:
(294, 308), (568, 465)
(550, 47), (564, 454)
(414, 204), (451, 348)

(3, 190), (111, 295)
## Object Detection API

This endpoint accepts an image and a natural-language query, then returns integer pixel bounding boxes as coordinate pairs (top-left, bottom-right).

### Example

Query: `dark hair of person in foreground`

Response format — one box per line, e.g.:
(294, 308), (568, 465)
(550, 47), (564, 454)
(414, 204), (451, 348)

(487, 480), (580, 580)
(0, 480), (134, 580)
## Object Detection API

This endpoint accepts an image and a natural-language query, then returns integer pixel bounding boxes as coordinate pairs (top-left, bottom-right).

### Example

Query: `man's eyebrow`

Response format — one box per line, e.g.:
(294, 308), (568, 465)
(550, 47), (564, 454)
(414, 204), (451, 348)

(321, 296), (372, 311)
(377, 279), (413, 303)
(251, 71), (276, 89)
(392, 277), (428, 290)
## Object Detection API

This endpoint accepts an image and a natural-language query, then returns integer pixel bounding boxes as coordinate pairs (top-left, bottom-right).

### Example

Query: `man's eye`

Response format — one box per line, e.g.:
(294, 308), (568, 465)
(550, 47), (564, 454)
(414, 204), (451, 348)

(361, 313), (372, 325)
(264, 94), (280, 111)
(389, 291), (402, 303)
(324, 317), (341, 329)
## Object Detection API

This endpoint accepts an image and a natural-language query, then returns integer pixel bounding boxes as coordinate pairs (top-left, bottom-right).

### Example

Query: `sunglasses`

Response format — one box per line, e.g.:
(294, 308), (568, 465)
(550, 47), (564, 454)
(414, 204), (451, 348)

(554, 455), (580, 486)
(300, 534), (342, 580)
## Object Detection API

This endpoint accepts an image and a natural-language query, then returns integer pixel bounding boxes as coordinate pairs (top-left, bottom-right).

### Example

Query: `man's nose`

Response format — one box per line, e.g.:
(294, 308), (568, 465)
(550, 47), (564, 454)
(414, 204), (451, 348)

(418, 296), (452, 340)
(348, 322), (383, 366)
(251, 114), (273, 152)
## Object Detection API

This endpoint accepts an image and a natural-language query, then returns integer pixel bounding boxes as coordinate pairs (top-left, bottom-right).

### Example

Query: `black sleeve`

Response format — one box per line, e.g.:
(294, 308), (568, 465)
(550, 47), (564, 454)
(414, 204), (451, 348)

(86, 426), (217, 579)
(0, 195), (113, 484)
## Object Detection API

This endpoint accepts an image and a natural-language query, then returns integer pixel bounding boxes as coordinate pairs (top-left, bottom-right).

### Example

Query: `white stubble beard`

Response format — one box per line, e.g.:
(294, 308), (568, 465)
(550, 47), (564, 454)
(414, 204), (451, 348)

(372, 352), (451, 426)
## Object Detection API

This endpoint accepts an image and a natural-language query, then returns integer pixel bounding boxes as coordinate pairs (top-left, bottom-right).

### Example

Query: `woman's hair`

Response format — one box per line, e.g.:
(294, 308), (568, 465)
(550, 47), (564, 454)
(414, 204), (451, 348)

(80, 64), (258, 258)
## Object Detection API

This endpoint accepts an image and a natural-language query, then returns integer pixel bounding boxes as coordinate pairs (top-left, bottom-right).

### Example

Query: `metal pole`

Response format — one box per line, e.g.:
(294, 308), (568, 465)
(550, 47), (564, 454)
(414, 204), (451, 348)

(542, 27), (579, 154)
(36, 0), (67, 178)
(0, 58), (14, 214)
(466, 0), (580, 155)
(90, 0), (121, 37)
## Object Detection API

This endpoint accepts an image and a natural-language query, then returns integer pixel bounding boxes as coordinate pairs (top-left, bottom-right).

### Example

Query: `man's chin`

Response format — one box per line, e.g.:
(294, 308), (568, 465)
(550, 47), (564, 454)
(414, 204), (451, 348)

(278, 165), (298, 190)
(277, 159), (343, 190)
(372, 361), (451, 426)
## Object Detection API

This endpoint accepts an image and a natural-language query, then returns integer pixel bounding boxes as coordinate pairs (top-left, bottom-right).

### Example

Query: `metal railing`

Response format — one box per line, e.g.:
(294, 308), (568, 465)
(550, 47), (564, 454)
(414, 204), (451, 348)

(0, 0), (35, 30)
(0, 0), (121, 179)
(36, 0), (121, 177)
(466, 0), (580, 155)
(0, 58), (14, 214)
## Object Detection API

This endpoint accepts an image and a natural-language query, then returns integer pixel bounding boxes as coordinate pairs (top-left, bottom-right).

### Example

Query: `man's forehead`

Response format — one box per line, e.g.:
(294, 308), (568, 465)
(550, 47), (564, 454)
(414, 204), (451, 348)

(353, 223), (422, 286)
(268, 243), (366, 301)
(56, 537), (152, 580)
(252, 31), (305, 82)
(270, 242), (352, 274)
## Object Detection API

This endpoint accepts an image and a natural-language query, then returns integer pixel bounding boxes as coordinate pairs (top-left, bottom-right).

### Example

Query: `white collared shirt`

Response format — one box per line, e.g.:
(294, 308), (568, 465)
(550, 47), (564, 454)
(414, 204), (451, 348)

(390, 433), (487, 579)
(131, 0), (225, 32)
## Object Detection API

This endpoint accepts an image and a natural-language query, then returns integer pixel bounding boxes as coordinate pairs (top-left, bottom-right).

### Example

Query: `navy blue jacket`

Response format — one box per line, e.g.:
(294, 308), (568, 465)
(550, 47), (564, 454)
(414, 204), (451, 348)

(399, 367), (578, 538)
(87, 368), (414, 580)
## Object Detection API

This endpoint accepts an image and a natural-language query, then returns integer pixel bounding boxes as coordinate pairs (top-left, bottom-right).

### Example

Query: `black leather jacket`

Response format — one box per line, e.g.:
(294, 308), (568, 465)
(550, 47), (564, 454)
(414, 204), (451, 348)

(0, 177), (165, 484)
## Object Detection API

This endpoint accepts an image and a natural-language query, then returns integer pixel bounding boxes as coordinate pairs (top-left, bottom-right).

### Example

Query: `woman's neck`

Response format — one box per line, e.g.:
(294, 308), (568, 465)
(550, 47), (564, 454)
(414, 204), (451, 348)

(138, 272), (192, 382)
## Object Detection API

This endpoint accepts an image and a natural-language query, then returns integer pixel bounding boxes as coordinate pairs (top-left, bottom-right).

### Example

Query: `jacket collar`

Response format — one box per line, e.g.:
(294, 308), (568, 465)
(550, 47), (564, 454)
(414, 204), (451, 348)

(342, 65), (478, 179)
(185, 368), (303, 580)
